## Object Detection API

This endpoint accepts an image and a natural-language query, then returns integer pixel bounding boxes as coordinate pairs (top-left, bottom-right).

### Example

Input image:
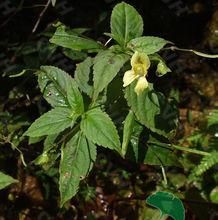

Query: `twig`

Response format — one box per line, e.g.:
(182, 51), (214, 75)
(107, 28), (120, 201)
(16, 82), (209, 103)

(32, 0), (51, 33)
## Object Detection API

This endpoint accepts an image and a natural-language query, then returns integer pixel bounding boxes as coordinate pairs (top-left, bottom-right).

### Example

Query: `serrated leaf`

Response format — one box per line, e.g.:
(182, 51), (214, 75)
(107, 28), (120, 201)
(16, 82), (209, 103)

(50, 25), (102, 51)
(111, 2), (143, 46)
(0, 172), (18, 190)
(146, 191), (185, 220)
(59, 132), (96, 206)
(75, 57), (93, 97)
(128, 36), (170, 55)
(81, 108), (121, 153)
(93, 51), (129, 100)
(125, 82), (178, 137)
(24, 107), (74, 137)
(38, 66), (84, 114)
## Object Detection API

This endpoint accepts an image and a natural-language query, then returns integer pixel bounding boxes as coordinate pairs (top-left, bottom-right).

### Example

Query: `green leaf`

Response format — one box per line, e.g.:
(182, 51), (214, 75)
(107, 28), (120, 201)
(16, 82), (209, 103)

(146, 191), (185, 220)
(122, 112), (144, 162)
(63, 49), (87, 61)
(111, 2), (143, 46)
(24, 107), (74, 137)
(38, 66), (84, 114)
(50, 25), (102, 51)
(121, 111), (136, 157)
(75, 57), (93, 97)
(208, 110), (218, 127)
(190, 151), (218, 177)
(28, 136), (45, 145)
(128, 122), (143, 162)
(0, 172), (18, 190)
(81, 108), (121, 153)
(126, 127), (180, 166)
(125, 82), (178, 137)
(144, 141), (180, 166)
(44, 133), (59, 151)
(93, 51), (129, 100)
(128, 36), (170, 55)
(210, 187), (218, 204)
(34, 134), (59, 168)
(59, 132), (96, 206)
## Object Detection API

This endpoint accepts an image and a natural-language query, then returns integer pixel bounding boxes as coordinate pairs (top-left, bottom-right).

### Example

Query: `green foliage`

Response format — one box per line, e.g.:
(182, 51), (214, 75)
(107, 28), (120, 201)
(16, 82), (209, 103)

(22, 2), (182, 205)
(8, 2), (216, 215)
(208, 110), (218, 127)
(0, 172), (18, 190)
(191, 152), (218, 177)
(144, 142), (180, 166)
(50, 24), (103, 52)
(125, 82), (178, 138)
(93, 50), (129, 100)
(59, 132), (96, 206)
(38, 66), (84, 112)
(24, 107), (74, 137)
(110, 2), (143, 47)
(128, 36), (170, 55)
(210, 187), (218, 204)
(121, 111), (136, 157)
(75, 57), (93, 97)
(146, 191), (185, 220)
(81, 108), (121, 153)
(2, 1), (218, 218)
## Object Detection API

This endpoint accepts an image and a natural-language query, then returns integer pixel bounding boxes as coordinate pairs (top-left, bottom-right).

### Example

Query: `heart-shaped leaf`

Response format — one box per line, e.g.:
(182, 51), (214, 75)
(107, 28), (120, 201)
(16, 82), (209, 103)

(146, 191), (185, 220)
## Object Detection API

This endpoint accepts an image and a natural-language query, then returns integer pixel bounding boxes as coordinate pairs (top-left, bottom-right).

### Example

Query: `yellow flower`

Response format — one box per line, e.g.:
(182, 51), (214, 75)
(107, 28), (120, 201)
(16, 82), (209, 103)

(123, 51), (150, 95)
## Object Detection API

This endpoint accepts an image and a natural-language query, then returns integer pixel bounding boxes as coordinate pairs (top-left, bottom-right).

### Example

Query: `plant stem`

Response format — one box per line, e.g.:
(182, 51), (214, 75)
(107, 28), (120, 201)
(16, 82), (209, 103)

(56, 123), (80, 145)
(161, 166), (168, 186)
(172, 145), (211, 156)
(32, 0), (51, 33)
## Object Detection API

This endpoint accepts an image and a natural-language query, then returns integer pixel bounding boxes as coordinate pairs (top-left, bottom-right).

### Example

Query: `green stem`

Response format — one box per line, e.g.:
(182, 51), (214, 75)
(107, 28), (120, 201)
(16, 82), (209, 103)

(172, 145), (211, 156)
(167, 46), (218, 58)
(161, 166), (168, 186)
(57, 123), (80, 145)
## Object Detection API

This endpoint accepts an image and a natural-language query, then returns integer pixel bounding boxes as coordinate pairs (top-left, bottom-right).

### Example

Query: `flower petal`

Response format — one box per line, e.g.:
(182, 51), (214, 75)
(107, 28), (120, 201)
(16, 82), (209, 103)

(134, 76), (148, 95)
(141, 53), (151, 69)
(123, 70), (138, 87)
(131, 51), (140, 67)
(131, 51), (151, 70)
